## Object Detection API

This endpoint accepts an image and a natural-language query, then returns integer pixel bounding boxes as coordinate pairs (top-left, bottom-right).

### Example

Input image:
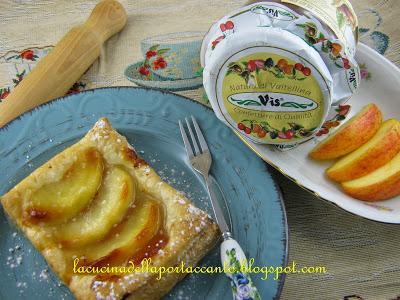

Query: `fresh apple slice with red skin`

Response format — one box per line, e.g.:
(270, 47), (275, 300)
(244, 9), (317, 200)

(309, 103), (382, 160)
(342, 151), (400, 201)
(24, 148), (103, 224)
(57, 166), (136, 247)
(327, 119), (400, 182)
(71, 196), (163, 267)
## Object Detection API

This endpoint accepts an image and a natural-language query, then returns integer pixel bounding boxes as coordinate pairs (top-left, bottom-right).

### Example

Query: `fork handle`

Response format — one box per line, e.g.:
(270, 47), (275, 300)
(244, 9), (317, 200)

(221, 238), (261, 300)
(205, 175), (231, 234)
(204, 175), (261, 298)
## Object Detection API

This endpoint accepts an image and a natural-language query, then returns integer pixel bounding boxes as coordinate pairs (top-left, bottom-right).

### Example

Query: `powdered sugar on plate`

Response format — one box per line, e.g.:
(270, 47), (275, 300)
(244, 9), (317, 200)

(136, 148), (214, 216)
(3, 230), (71, 298)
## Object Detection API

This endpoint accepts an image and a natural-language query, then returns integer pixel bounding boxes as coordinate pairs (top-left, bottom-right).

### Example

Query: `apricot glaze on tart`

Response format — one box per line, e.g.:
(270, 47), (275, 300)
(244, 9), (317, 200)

(1, 118), (220, 300)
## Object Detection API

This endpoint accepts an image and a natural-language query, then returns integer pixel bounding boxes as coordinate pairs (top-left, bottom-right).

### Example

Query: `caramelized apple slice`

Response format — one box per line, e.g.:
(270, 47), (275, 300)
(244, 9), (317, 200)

(57, 166), (136, 247)
(73, 196), (162, 266)
(24, 148), (103, 223)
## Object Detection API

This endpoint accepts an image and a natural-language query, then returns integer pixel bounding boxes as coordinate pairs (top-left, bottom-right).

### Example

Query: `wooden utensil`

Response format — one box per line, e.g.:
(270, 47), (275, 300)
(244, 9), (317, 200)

(0, 0), (127, 128)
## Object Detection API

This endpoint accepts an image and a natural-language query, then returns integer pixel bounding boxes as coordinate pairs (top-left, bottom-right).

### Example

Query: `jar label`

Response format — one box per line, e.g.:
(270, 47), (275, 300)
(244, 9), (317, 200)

(282, 0), (358, 53)
(216, 47), (329, 143)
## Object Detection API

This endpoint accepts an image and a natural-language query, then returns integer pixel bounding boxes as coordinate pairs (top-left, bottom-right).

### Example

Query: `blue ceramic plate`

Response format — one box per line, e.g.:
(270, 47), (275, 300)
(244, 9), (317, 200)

(0, 87), (287, 299)
(124, 62), (203, 91)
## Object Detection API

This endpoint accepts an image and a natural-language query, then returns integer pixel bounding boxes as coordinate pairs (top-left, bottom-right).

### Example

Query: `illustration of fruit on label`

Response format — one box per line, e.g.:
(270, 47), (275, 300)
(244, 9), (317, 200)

(282, 0), (358, 51)
(215, 47), (330, 144)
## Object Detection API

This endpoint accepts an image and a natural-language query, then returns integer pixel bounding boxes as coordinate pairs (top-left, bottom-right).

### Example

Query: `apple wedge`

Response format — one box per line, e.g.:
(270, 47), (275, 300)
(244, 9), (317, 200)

(57, 166), (136, 247)
(309, 103), (382, 160)
(327, 119), (400, 182)
(342, 151), (400, 201)
(71, 196), (162, 266)
(24, 148), (103, 223)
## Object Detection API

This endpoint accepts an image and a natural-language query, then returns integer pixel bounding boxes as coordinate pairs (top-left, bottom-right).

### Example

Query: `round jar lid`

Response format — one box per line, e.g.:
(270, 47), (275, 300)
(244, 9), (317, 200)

(203, 27), (333, 145)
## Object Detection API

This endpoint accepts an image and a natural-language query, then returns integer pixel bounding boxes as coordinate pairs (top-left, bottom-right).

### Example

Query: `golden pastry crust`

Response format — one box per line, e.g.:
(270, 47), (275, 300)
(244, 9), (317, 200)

(1, 118), (220, 300)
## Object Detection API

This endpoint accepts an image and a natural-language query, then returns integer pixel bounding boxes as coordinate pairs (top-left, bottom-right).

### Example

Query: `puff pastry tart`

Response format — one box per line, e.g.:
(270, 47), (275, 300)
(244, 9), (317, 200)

(1, 118), (220, 300)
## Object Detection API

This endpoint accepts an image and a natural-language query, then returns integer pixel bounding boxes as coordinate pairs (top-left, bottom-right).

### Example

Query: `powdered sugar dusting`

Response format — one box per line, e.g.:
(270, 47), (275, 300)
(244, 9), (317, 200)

(4, 231), (70, 298)
(6, 242), (23, 268)
(143, 166), (151, 175)
(96, 119), (107, 129)
(39, 268), (49, 280)
(187, 204), (202, 215)
(132, 148), (214, 218)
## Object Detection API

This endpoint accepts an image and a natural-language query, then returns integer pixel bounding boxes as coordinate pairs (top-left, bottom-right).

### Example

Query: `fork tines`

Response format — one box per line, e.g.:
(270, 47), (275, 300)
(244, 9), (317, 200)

(179, 116), (209, 158)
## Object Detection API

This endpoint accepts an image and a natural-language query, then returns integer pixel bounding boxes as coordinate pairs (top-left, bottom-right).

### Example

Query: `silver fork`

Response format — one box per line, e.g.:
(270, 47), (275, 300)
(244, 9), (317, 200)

(179, 116), (261, 300)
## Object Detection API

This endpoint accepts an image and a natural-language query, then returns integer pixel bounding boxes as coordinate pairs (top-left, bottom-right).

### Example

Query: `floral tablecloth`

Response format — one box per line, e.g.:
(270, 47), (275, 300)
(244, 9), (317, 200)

(0, 0), (399, 299)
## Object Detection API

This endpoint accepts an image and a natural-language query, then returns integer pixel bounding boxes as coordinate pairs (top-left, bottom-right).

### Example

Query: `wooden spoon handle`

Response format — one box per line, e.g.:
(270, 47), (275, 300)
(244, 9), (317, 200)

(0, 0), (127, 128)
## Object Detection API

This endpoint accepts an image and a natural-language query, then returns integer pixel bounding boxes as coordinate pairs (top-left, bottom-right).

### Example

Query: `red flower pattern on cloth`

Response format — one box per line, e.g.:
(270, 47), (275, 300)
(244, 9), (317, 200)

(21, 49), (34, 60)
(0, 87), (10, 100)
(66, 82), (86, 95)
(139, 65), (150, 76)
(153, 56), (167, 70)
(145, 50), (157, 59)
(12, 70), (26, 87)
(137, 44), (170, 79)
(0, 47), (88, 103)
(6, 48), (40, 61)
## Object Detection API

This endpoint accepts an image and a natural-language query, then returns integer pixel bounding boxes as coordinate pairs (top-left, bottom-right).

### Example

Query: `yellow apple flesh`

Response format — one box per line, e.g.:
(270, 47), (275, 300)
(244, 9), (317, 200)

(342, 151), (400, 201)
(327, 119), (400, 182)
(24, 148), (103, 223)
(57, 166), (136, 247)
